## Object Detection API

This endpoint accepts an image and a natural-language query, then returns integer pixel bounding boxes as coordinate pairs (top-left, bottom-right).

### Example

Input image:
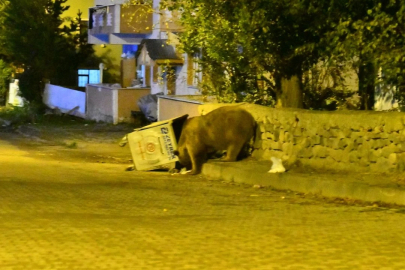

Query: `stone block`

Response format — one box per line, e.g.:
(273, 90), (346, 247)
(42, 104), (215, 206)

(261, 140), (271, 149)
(337, 138), (349, 149)
(292, 136), (302, 145)
(319, 136), (326, 146)
(300, 138), (311, 148)
(323, 130), (333, 138)
(328, 128), (340, 138)
(381, 144), (400, 158)
(298, 148), (313, 159)
(397, 142), (405, 152)
(370, 158), (394, 173)
(265, 132), (275, 140)
(310, 136), (322, 146)
(270, 141), (282, 150)
(252, 149), (265, 159)
(368, 151), (378, 163)
(331, 138), (341, 150)
(267, 150), (284, 160)
(388, 132), (401, 144)
(361, 126), (374, 132)
(359, 156), (370, 167)
(259, 124), (266, 133)
(370, 139), (385, 149)
(341, 149), (350, 163)
(345, 141), (357, 152)
(279, 131), (286, 142)
(282, 142), (293, 154)
(262, 149), (277, 160)
(384, 119), (404, 133)
(254, 139), (263, 149)
(316, 127), (323, 136)
(338, 129), (352, 138)
(376, 156), (391, 168)
(349, 151), (360, 163)
(396, 153), (405, 171)
(273, 129), (280, 141)
(284, 132), (293, 142)
(329, 149), (344, 162)
(374, 148), (383, 158)
(397, 134), (405, 143)
(374, 125), (384, 133)
(389, 153), (398, 165)
(312, 145), (328, 158)
(264, 123), (274, 133)
(382, 139), (391, 147)
(351, 132), (366, 140)
(289, 146), (301, 158)
(363, 133), (382, 141)
(380, 132), (389, 139)
(292, 128), (303, 137)
(357, 144), (370, 157)
(273, 120), (281, 128)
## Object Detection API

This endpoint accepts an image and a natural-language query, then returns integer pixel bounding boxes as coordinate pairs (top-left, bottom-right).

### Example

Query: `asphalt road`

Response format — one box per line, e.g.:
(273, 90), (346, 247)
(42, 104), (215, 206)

(1, 130), (405, 270)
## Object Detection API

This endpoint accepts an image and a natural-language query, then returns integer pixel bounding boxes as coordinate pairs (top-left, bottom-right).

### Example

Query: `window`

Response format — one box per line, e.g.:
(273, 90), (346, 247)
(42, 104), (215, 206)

(78, 69), (101, 87)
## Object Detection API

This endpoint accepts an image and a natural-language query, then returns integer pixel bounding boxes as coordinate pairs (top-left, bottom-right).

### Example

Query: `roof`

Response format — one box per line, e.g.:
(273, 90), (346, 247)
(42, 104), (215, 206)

(137, 39), (181, 61)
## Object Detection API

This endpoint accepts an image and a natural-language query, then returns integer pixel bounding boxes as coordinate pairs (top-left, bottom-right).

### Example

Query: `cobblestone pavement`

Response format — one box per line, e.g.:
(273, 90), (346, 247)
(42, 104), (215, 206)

(1, 133), (405, 270)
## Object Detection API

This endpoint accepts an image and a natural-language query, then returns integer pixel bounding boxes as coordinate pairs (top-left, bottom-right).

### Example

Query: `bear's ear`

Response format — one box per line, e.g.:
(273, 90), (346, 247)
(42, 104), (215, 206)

(174, 150), (179, 156)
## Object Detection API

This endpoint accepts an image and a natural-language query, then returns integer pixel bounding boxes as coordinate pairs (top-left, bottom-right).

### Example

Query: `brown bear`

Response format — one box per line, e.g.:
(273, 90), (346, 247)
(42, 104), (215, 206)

(174, 106), (255, 175)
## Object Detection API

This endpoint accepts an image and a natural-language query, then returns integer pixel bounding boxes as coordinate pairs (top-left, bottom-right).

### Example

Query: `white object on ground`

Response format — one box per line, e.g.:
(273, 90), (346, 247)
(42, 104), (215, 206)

(180, 168), (192, 175)
(268, 157), (286, 173)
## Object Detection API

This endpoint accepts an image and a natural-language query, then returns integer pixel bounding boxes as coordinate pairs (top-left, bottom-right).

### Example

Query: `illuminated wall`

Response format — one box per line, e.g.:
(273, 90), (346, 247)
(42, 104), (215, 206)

(64, 0), (122, 83)
(64, 0), (94, 19)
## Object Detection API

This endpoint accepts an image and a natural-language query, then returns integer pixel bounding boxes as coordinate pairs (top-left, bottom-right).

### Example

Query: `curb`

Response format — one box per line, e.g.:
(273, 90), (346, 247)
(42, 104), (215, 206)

(201, 161), (405, 206)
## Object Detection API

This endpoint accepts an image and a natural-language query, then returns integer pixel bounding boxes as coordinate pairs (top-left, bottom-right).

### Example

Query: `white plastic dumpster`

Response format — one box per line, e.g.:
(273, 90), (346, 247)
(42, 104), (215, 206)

(127, 115), (188, 171)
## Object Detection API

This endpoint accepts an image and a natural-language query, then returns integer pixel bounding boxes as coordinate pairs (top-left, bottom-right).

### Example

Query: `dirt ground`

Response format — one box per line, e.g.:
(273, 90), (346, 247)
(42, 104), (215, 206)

(0, 115), (137, 166)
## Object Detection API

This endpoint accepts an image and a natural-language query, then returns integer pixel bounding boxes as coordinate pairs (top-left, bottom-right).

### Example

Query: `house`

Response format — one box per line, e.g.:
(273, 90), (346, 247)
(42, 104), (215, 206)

(86, 0), (203, 123)
(42, 0), (123, 117)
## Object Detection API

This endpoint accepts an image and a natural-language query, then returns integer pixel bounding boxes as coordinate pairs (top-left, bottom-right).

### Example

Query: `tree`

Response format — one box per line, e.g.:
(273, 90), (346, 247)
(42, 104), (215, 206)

(160, 0), (335, 108)
(157, 0), (405, 110)
(0, 60), (12, 105)
(306, 0), (405, 110)
(0, 0), (101, 104)
(0, 0), (70, 103)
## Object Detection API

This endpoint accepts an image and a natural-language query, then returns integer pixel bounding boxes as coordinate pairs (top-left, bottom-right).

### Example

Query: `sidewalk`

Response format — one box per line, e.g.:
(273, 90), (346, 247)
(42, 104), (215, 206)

(201, 159), (405, 206)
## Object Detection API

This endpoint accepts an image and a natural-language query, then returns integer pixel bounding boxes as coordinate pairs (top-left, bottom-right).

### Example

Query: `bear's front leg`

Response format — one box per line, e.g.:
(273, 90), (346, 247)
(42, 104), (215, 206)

(189, 149), (207, 175)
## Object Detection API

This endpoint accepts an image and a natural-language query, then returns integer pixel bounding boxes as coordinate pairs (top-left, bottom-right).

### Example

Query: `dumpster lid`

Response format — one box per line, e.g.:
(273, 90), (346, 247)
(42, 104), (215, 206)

(134, 114), (189, 132)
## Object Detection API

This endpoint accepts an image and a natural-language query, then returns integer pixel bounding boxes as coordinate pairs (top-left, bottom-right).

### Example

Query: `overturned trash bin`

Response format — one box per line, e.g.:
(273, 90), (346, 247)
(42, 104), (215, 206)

(126, 114), (188, 171)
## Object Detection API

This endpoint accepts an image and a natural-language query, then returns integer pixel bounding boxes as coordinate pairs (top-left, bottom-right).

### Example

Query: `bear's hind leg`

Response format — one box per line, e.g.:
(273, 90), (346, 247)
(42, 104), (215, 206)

(223, 141), (244, 162)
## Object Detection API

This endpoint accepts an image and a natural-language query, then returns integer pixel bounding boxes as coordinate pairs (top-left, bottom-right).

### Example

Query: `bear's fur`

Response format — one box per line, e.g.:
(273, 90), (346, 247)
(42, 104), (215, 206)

(175, 106), (255, 174)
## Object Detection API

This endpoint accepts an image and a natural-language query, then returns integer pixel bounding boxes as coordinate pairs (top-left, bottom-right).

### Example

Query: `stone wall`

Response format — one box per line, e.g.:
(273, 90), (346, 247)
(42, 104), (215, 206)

(199, 103), (405, 173)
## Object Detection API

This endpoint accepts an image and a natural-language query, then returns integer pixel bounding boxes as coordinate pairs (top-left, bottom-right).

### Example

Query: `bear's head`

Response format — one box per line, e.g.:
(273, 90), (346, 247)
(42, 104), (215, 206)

(174, 146), (192, 170)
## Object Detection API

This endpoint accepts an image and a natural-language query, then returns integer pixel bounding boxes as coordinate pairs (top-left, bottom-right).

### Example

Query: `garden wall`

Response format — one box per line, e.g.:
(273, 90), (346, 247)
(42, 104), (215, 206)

(43, 84), (86, 118)
(199, 103), (405, 173)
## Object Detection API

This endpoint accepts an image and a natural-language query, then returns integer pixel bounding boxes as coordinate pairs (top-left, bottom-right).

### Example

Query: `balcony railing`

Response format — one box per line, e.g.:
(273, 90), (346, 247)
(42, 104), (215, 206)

(89, 4), (153, 35)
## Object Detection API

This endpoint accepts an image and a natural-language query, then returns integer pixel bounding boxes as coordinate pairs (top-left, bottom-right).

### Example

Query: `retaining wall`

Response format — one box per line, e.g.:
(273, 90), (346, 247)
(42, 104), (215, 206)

(199, 103), (405, 173)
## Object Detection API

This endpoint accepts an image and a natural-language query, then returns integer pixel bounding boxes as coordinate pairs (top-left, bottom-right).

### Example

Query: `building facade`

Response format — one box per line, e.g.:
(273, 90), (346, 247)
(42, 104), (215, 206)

(88, 0), (200, 96)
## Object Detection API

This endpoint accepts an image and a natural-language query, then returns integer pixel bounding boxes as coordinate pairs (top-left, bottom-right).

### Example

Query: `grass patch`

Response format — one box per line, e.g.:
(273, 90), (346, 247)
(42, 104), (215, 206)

(0, 105), (147, 144)
(0, 105), (34, 125)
